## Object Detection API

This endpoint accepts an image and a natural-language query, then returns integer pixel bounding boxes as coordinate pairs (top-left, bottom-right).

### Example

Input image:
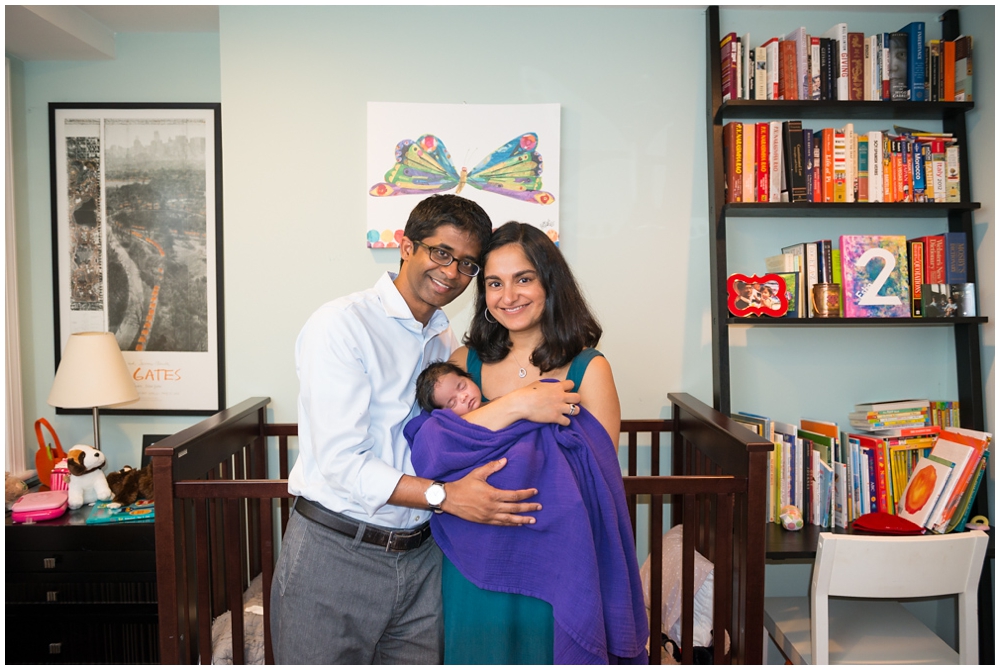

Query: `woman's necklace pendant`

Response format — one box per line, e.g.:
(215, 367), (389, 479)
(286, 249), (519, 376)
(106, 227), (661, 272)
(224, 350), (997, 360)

(518, 368), (527, 378)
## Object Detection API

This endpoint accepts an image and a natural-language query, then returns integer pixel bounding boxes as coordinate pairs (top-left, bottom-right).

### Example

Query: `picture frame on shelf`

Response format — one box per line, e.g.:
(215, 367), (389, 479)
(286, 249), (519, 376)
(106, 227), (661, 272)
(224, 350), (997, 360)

(49, 103), (225, 414)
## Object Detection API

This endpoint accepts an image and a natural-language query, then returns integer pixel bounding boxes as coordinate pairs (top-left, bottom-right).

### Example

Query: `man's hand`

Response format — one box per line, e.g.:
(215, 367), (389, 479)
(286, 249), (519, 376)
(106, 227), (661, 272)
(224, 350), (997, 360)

(442, 458), (541, 526)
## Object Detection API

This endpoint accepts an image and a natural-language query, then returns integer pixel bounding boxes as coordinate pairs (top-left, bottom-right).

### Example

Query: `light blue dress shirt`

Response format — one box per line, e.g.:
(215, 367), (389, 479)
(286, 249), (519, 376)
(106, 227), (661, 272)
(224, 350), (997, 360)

(289, 272), (457, 529)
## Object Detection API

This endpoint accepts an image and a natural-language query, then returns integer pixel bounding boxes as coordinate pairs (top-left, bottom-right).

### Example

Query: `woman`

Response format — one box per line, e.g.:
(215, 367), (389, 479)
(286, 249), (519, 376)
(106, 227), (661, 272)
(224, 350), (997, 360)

(443, 221), (630, 664)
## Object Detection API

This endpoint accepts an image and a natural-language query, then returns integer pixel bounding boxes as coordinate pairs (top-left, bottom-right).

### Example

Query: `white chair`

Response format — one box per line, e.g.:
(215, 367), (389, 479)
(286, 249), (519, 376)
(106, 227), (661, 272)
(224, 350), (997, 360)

(764, 531), (988, 665)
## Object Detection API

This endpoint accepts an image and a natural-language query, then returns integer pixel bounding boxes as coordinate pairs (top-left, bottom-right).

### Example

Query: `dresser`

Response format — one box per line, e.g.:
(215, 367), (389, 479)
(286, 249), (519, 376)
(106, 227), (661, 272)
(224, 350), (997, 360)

(5, 504), (159, 663)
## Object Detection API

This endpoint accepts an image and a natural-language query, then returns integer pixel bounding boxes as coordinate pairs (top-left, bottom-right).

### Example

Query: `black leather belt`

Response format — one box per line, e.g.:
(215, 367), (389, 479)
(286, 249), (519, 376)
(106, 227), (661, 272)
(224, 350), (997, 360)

(294, 497), (431, 552)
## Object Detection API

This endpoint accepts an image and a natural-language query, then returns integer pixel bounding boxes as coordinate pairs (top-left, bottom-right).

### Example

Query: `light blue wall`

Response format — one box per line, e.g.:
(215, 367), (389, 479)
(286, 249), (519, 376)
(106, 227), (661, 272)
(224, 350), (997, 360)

(13, 33), (222, 470)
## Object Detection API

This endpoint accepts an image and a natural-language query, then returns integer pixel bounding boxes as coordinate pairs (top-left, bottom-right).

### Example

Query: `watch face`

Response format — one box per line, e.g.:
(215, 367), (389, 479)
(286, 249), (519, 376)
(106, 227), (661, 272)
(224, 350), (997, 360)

(425, 483), (446, 507)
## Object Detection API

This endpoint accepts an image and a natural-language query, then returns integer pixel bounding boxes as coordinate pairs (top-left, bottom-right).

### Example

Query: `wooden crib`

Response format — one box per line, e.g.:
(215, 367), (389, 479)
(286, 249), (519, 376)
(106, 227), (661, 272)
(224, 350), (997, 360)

(148, 393), (772, 664)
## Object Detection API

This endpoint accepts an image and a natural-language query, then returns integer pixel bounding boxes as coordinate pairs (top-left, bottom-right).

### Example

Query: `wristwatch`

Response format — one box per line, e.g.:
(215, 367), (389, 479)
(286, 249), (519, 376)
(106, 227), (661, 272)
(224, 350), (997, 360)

(424, 481), (446, 513)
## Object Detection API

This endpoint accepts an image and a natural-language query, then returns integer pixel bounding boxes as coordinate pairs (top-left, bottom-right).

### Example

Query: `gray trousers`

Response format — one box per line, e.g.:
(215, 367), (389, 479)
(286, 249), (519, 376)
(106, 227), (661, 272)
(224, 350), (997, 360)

(270, 509), (444, 664)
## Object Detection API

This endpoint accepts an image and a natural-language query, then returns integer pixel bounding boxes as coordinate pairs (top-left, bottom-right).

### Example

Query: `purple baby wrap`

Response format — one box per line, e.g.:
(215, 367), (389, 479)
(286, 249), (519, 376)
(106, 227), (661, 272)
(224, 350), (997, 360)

(406, 407), (649, 665)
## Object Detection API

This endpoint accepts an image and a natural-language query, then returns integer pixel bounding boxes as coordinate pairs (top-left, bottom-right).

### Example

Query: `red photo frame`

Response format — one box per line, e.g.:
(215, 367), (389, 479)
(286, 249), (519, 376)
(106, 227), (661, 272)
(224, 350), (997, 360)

(727, 273), (788, 317)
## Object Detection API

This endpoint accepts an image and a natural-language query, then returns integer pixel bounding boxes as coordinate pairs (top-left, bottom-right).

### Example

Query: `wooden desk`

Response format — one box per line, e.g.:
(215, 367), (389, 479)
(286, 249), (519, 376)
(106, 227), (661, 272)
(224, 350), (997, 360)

(766, 523), (995, 664)
(5, 505), (158, 663)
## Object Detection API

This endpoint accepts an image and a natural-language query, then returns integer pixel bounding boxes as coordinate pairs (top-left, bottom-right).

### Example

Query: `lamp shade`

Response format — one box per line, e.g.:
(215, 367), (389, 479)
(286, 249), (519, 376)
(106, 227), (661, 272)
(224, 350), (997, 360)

(48, 332), (140, 409)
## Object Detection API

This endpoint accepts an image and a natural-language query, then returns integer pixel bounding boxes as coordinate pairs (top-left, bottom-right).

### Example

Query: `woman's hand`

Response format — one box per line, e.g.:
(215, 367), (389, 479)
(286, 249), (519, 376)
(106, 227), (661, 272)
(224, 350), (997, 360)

(462, 379), (580, 431)
(442, 458), (542, 525)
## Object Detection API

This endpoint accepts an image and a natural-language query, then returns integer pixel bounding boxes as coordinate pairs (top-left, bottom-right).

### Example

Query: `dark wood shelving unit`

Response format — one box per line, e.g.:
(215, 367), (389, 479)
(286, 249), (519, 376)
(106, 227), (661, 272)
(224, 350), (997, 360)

(705, 5), (992, 664)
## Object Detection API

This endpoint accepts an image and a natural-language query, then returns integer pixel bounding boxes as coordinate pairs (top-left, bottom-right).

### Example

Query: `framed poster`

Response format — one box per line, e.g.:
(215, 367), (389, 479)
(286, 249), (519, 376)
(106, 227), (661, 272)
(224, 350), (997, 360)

(49, 103), (225, 414)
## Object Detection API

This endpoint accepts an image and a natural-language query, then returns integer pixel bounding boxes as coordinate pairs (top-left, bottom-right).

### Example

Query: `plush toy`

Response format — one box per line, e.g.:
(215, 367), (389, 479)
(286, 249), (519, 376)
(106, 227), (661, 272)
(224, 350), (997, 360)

(106, 464), (155, 505)
(6, 472), (28, 511)
(66, 444), (112, 510)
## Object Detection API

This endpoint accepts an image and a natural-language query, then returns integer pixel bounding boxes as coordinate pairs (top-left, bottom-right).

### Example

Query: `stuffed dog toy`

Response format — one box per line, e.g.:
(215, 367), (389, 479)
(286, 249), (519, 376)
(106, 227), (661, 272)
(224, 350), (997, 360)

(66, 444), (112, 510)
(106, 464), (154, 505)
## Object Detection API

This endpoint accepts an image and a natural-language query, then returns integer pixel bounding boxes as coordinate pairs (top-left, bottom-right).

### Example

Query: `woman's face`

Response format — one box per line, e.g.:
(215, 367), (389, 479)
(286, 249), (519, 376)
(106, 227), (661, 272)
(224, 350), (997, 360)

(483, 243), (546, 334)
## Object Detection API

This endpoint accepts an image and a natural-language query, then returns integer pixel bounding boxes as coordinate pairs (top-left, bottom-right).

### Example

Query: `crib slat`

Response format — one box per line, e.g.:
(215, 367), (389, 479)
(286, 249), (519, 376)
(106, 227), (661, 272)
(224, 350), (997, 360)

(194, 501), (213, 664)
(681, 493), (696, 665)
(649, 493), (663, 665)
(225, 498), (246, 665)
(261, 497), (276, 666)
(714, 492), (734, 664)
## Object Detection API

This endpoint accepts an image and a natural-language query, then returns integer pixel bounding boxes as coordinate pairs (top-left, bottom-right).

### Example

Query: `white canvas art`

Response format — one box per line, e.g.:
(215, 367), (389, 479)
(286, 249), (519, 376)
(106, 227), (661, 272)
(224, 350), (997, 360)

(366, 102), (561, 247)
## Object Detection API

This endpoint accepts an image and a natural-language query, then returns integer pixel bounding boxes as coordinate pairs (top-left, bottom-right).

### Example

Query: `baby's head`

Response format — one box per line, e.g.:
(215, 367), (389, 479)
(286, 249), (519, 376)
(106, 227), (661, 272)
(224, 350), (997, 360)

(416, 361), (482, 416)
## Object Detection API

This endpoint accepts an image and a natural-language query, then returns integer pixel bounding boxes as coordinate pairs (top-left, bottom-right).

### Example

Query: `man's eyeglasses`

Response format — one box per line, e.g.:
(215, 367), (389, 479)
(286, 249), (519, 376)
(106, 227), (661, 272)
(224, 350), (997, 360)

(414, 241), (480, 277)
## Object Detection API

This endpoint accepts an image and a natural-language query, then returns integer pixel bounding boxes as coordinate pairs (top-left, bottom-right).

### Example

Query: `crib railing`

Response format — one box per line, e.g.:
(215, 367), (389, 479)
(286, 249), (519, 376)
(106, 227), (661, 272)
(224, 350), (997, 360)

(150, 394), (770, 665)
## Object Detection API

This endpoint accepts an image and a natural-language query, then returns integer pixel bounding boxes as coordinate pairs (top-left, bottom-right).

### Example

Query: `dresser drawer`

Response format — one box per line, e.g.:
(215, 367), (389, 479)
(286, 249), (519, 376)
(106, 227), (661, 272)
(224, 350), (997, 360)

(6, 549), (157, 573)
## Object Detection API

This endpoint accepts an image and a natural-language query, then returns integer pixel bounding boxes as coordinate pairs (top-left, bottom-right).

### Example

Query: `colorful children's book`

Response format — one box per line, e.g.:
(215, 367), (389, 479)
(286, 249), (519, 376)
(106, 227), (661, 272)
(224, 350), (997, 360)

(839, 235), (910, 317)
(896, 455), (954, 527)
(927, 428), (991, 532)
(85, 499), (155, 525)
(944, 450), (989, 533)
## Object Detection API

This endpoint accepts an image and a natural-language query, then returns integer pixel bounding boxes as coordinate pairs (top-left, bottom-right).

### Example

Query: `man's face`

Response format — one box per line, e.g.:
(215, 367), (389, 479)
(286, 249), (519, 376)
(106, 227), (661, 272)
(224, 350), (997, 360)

(395, 224), (481, 325)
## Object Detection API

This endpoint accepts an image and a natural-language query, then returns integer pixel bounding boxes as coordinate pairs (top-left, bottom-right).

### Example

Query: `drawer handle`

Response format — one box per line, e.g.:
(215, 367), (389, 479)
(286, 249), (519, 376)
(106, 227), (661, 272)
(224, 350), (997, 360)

(43, 557), (56, 569)
(47, 591), (58, 602)
(49, 643), (62, 654)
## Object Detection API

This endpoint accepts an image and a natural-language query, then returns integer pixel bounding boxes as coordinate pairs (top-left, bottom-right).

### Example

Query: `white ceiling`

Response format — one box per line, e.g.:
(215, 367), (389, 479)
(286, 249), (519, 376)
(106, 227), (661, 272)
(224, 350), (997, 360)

(5, 5), (219, 61)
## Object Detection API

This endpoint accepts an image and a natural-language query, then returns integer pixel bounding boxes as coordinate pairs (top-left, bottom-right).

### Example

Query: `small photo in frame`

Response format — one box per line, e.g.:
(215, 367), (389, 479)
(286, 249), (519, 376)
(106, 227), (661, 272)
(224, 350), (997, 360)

(921, 284), (976, 318)
(727, 273), (788, 318)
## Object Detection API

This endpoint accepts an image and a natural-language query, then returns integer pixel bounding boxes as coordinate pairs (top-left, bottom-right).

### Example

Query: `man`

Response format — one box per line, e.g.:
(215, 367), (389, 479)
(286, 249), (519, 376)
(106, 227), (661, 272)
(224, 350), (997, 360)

(270, 194), (580, 664)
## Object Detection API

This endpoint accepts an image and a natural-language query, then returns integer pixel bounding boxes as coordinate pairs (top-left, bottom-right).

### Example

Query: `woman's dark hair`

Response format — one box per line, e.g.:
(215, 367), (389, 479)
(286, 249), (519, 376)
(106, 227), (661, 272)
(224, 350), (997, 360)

(415, 361), (473, 413)
(464, 221), (602, 373)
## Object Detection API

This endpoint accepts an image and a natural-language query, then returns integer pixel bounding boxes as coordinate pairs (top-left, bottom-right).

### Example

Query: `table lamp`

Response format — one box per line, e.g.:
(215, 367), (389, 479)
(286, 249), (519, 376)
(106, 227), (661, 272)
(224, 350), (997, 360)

(47, 331), (139, 451)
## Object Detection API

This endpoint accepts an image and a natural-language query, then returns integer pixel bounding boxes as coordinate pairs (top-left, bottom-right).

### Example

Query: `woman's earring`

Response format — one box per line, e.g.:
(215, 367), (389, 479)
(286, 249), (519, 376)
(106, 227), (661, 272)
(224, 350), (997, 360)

(484, 307), (497, 324)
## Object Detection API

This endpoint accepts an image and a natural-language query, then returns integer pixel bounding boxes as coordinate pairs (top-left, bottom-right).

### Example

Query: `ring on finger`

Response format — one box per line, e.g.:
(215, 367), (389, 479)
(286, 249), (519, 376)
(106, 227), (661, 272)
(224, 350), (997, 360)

(569, 404), (578, 416)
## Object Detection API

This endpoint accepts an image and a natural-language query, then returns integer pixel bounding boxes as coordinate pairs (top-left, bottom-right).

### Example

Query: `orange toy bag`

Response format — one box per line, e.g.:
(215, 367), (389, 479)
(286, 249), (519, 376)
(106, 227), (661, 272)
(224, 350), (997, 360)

(34, 418), (67, 488)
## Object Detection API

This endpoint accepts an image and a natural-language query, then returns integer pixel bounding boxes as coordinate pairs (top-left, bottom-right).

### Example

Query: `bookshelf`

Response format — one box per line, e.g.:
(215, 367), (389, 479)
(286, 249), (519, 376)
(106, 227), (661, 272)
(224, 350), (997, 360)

(704, 5), (992, 664)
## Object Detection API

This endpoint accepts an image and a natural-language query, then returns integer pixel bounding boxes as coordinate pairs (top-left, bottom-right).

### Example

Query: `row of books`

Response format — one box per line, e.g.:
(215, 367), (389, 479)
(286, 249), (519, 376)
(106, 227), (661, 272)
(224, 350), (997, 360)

(762, 231), (971, 319)
(849, 398), (933, 433)
(734, 409), (990, 534)
(723, 121), (962, 204)
(721, 23), (973, 103)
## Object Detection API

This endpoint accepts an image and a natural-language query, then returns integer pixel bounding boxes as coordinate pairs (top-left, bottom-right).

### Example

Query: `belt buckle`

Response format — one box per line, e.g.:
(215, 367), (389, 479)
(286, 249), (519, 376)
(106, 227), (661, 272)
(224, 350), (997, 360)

(385, 530), (399, 552)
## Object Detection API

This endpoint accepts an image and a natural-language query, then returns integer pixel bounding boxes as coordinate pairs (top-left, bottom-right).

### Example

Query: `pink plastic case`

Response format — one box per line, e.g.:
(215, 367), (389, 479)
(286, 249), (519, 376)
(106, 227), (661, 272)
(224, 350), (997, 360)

(11, 490), (69, 523)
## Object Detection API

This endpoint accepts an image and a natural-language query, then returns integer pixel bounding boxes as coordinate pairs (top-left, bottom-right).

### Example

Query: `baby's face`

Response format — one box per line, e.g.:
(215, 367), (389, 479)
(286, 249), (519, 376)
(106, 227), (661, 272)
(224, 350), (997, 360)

(433, 373), (481, 416)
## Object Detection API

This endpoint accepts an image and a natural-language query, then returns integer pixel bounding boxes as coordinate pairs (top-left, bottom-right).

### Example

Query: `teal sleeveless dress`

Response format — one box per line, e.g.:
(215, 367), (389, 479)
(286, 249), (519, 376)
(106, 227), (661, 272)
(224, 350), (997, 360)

(442, 348), (604, 665)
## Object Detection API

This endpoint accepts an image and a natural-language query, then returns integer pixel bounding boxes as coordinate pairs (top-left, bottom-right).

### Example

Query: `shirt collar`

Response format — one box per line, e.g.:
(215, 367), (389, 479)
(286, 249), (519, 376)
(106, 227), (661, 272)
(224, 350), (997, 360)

(377, 271), (450, 337)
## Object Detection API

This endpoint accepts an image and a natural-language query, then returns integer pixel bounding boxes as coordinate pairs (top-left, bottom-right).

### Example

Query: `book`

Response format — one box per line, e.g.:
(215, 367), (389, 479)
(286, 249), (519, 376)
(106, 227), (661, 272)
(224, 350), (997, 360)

(847, 32), (864, 101)
(810, 35), (821, 100)
(945, 144), (960, 201)
(930, 139), (947, 203)
(86, 499), (156, 525)
(781, 120), (807, 202)
(778, 40), (797, 100)
(820, 127), (834, 202)
(912, 234), (944, 284)
(803, 128), (814, 202)
(724, 121), (743, 203)
(857, 134), (868, 202)
(944, 450), (989, 533)
(741, 33), (752, 101)
(784, 27), (808, 99)
(927, 427), (991, 532)
(721, 32), (739, 103)
(822, 23), (848, 100)
(839, 234), (910, 318)
(896, 455), (954, 527)
(868, 130), (883, 202)
(953, 35), (973, 101)
(907, 239), (924, 316)
(742, 123), (756, 202)
(855, 398), (930, 413)
(928, 39), (940, 101)
(768, 121), (782, 202)
(765, 253), (797, 273)
(752, 45), (767, 100)
(819, 37), (833, 100)
(843, 123), (855, 203)
(776, 271), (800, 318)
(888, 32), (908, 101)
(755, 122), (769, 201)
(942, 38), (955, 101)
(862, 425), (940, 439)
(832, 130), (847, 202)
(921, 283), (976, 318)
(833, 462), (848, 528)
(943, 231), (967, 283)
(897, 22), (926, 101)
(763, 37), (780, 100)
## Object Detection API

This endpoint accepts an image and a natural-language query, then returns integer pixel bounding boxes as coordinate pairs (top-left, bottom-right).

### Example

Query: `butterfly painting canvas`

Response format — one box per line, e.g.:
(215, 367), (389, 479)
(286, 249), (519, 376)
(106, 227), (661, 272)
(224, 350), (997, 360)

(367, 103), (560, 248)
